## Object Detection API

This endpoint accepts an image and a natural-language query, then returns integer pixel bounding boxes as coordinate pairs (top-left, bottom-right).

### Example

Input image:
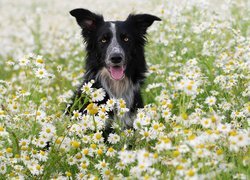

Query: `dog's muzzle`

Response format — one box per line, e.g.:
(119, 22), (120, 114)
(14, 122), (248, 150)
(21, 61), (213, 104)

(106, 52), (126, 81)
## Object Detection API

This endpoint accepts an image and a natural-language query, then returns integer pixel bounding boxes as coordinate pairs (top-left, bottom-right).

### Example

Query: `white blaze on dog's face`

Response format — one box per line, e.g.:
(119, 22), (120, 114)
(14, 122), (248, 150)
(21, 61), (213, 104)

(105, 23), (126, 81)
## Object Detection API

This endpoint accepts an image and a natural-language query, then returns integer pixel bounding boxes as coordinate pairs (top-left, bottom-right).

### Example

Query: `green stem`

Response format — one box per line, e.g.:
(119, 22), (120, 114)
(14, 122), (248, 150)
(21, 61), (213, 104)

(92, 115), (97, 131)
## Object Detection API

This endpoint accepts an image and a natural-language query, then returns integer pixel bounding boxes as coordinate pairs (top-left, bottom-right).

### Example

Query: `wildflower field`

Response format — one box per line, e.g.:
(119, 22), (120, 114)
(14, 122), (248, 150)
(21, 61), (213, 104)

(0, 0), (250, 179)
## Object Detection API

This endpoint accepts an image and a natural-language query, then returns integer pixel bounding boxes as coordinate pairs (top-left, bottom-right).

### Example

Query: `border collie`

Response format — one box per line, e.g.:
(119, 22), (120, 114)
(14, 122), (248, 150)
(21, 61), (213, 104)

(68, 8), (161, 130)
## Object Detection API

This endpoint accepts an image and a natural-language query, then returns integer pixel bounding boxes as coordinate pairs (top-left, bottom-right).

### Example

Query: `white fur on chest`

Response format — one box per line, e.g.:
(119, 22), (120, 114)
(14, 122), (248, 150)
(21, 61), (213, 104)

(96, 68), (137, 109)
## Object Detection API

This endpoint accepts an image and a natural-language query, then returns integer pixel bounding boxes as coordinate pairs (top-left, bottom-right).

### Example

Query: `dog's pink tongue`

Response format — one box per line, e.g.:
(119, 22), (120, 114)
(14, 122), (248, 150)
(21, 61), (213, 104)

(110, 66), (124, 80)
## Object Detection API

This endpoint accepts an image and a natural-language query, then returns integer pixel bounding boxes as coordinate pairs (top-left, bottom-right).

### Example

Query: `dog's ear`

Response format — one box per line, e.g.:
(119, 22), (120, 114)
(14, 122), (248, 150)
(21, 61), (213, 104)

(70, 8), (104, 31)
(126, 14), (161, 34)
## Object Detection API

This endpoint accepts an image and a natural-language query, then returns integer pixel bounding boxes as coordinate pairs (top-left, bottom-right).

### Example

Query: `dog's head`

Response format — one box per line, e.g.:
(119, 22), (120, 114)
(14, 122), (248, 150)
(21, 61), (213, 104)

(70, 8), (161, 81)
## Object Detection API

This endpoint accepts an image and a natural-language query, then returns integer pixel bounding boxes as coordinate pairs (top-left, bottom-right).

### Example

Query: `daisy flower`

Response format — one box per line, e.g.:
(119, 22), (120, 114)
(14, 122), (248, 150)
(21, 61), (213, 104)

(92, 131), (104, 143)
(106, 147), (116, 157)
(108, 133), (121, 144)
(81, 81), (94, 95)
(91, 88), (105, 102)
(95, 159), (109, 170)
(205, 96), (217, 106)
(35, 55), (45, 67)
(106, 98), (116, 110)
(41, 123), (56, 138)
(139, 128), (153, 141)
(35, 68), (48, 79)
(18, 57), (30, 67)
(79, 158), (90, 173)
(119, 150), (136, 165)
(71, 110), (82, 120)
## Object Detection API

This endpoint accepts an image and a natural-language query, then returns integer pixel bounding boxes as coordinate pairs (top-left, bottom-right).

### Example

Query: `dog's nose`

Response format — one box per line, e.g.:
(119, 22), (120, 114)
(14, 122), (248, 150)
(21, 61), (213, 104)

(110, 53), (123, 64)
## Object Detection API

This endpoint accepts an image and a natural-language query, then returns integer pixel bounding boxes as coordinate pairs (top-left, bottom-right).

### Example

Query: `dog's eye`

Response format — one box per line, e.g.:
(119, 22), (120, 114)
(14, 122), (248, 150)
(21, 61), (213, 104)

(101, 38), (107, 43)
(123, 37), (129, 42)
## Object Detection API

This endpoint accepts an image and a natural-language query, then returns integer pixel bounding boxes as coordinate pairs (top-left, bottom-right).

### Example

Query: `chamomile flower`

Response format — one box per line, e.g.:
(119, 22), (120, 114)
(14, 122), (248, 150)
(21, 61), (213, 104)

(98, 111), (108, 121)
(27, 161), (43, 175)
(183, 80), (199, 96)
(71, 110), (82, 120)
(34, 138), (47, 148)
(217, 123), (231, 133)
(137, 149), (154, 167)
(95, 159), (109, 170)
(176, 79), (199, 96)
(106, 98), (116, 110)
(115, 161), (126, 170)
(0, 125), (8, 137)
(79, 158), (90, 172)
(185, 168), (197, 179)
(41, 123), (56, 138)
(162, 109), (172, 120)
(92, 132), (104, 143)
(119, 150), (136, 165)
(230, 132), (249, 148)
(37, 150), (48, 162)
(81, 135), (91, 144)
(155, 136), (172, 151)
(18, 57), (30, 67)
(205, 96), (217, 106)
(101, 168), (114, 179)
(19, 138), (30, 147)
(86, 103), (99, 115)
(108, 133), (120, 144)
(106, 147), (116, 157)
(0, 163), (7, 174)
(69, 123), (82, 136)
(91, 88), (105, 102)
(35, 68), (48, 79)
(139, 128), (154, 141)
(81, 81), (94, 95)
(201, 118), (212, 128)
(35, 55), (45, 67)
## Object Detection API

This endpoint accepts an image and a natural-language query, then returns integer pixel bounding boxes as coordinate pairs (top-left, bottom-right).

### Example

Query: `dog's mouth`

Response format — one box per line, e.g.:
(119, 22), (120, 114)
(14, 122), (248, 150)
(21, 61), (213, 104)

(108, 65), (125, 80)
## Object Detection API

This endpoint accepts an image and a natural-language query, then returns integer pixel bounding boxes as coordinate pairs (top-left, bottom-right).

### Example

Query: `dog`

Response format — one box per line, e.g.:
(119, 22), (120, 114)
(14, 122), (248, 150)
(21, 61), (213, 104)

(68, 8), (161, 131)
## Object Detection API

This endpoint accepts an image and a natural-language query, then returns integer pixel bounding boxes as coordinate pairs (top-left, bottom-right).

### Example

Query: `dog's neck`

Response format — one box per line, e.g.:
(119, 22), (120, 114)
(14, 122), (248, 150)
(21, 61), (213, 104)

(96, 67), (138, 109)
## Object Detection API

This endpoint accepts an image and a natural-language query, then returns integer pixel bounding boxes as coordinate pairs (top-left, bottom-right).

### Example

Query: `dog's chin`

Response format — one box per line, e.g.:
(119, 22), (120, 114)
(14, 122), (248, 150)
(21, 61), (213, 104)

(107, 65), (126, 81)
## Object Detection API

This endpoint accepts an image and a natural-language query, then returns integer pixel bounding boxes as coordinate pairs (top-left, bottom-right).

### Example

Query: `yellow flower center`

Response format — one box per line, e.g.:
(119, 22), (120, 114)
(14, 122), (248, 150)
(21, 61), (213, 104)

(216, 149), (223, 155)
(71, 141), (80, 148)
(66, 171), (72, 177)
(97, 149), (103, 155)
(6, 148), (13, 153)
(76, 154), (82, 159)
(187, 170), (195, 177)
(181, 113), (188, 120)
(81, 163), (87, 169)
(188, 134), (196, 140)
(91, 144), (97, 149)
(37, 59), (44, 64)
(108, 147), (114, 152)
(83, 149), (89, 155)
(144, 132), (149, 137)
(86, 103), (98, 115)
(95, 133), (102, 140)
(187, 84), (193, 90)
(173, 150), (180, 157)
(36, 165), (41, 170)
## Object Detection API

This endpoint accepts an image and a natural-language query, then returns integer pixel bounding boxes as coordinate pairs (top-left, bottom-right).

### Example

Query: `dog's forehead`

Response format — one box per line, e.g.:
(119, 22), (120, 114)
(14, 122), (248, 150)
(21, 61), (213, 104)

(100, 21), (128, 32)
(109, 21), (127, 28)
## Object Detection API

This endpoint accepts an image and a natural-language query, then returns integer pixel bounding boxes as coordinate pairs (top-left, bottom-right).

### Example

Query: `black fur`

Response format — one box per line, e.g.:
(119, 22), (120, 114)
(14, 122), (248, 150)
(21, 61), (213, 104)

(68, 8), (161, 130)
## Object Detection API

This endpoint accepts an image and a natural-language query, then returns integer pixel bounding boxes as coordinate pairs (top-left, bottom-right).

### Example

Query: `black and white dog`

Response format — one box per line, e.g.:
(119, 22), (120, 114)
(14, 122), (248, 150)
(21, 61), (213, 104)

(68, 8), (161, 129)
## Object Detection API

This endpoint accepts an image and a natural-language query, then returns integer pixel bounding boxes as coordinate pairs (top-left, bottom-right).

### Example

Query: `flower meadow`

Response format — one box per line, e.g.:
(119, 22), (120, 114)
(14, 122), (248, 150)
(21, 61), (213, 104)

(0, 0), (250, 179)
